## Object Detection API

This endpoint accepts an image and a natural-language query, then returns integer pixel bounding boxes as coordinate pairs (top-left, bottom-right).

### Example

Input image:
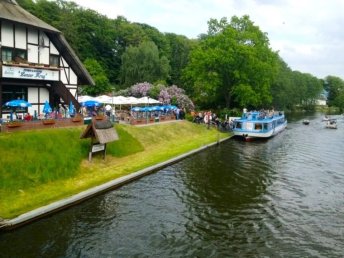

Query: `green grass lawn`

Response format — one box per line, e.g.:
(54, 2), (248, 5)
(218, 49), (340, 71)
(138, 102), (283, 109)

(0, 121), (230, 219)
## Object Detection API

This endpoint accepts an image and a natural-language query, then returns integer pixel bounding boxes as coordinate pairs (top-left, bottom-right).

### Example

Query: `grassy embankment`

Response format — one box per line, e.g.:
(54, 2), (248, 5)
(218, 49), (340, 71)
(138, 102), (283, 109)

(0, 121), (230, 219)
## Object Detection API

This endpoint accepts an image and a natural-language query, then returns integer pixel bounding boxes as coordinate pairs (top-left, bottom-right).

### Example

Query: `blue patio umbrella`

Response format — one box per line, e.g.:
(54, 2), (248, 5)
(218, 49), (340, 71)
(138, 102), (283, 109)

(156, 106), (165, 111)
(4, 99), (32, 121)
(150, 106), (161, 111)
(4, 99), (32, 108)
(69, 101), (75, 116)
(131, 106), (141, 112)
(162, 105), (171, 111)
(42, 100), (52, 114)
(81, 100), (101, 107)
(141, 107), (153, 112)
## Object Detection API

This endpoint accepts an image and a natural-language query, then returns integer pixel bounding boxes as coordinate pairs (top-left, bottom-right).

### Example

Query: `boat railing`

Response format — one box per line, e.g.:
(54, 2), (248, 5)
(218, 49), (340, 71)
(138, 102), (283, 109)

(242, 110), (284, 120)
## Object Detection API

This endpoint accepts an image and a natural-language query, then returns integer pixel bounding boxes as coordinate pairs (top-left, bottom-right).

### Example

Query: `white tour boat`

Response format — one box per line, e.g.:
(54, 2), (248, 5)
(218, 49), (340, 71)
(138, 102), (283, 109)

(232, 110), (287, 141)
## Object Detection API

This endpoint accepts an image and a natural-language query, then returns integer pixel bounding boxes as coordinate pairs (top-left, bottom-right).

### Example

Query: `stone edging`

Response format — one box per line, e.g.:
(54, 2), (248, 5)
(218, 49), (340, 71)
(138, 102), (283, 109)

(0, 136), (231, 231)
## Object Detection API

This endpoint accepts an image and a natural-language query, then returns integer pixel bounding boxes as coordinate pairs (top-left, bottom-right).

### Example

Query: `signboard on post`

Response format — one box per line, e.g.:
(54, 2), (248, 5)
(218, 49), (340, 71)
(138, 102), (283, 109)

(80, 120), (119, 162)
(92, 143), (105, 152)
(89, 143), (106, 161)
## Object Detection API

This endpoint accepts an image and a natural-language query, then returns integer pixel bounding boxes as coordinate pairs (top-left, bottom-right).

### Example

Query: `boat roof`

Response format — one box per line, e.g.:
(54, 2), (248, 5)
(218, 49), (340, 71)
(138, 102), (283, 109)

(234, 111), (285, 123)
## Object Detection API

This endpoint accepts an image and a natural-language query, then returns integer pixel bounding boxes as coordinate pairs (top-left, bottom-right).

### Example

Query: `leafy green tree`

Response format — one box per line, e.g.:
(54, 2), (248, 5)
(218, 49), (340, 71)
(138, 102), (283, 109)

(271, 58), (294, 109)
(16, 0), (37, 13)
(119, 41), (170, 87)
(302, 73), (323, 109)
(165, 33), (196, 87)
(81, 58), (111, 96)
(135, 23), (170, 57)
(183, 15), (279, 109)
(324, 76), (344, 107)
(16, 1), (193, 91)
(333, 91), (344, 111)
(271, 58), (322, 110)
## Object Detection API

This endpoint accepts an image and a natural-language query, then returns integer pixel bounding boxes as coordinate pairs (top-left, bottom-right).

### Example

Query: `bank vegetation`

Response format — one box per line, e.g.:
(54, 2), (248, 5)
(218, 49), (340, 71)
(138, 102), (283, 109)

(0, 121), (229, 219)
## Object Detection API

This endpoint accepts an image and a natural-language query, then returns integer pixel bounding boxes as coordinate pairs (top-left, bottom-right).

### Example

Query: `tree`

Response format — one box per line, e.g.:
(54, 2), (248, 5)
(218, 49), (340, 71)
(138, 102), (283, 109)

(271, 58), (323, 110)
(135, 23), (170, 57)
(271, 58), (295, 109)
(324, 75), (344, 111)
(165, 33), (196, 87)
(81, 58), (111, 96)
(183, 15), (279, 109)
(119, 41), (170, 87)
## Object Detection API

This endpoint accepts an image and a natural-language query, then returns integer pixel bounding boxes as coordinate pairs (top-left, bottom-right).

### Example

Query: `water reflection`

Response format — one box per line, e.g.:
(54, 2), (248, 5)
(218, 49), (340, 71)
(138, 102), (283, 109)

(1, 113), (344, 257)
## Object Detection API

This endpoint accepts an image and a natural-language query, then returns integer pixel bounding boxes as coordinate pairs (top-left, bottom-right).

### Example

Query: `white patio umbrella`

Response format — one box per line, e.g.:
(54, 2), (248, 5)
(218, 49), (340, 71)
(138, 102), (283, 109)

(112, 96), (128, 105)
(94, 95), (112, 104)
(78, 95), (95, 103)
(127, 96), (140, 105)
(137, 96), (161, 104)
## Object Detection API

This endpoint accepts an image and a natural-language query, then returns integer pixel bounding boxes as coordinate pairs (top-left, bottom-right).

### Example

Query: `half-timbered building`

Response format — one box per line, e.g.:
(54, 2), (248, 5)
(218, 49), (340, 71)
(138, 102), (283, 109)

(0, 0), (94, 119)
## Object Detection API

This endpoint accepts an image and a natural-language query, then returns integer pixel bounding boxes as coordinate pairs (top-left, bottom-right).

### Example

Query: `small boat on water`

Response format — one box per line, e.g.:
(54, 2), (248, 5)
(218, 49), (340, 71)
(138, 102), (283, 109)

(322, 115), (330, 122)
(303, 119), (310, 125)
(325, 119), (337, 129)
(232, 110), (287, 141)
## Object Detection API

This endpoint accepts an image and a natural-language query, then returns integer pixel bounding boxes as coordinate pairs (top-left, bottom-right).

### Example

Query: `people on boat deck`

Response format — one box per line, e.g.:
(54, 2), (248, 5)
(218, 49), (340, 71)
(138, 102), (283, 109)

(241, 108), (281, 120)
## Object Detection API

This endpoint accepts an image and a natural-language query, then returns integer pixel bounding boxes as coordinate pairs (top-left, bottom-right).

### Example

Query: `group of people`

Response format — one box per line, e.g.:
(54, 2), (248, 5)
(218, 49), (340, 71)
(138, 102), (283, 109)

(192, 111), (235, 131)
(173, 107), (186, 120)
(4, 111), (33, 121)
(192, 111), (220, 128)
(44, 104), (75, 119)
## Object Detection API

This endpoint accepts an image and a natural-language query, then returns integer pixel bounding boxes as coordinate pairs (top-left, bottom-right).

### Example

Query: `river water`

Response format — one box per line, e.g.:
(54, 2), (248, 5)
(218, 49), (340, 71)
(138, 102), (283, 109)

(1, 113), (344, 257)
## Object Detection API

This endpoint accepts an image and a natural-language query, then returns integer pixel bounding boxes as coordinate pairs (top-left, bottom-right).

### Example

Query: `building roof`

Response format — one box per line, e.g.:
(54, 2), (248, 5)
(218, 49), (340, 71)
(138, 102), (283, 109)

(0, 0), (94, 85)
(49, 33), (94, 85)
(0, 0), (59, 33)
(80, 120), (119, 144)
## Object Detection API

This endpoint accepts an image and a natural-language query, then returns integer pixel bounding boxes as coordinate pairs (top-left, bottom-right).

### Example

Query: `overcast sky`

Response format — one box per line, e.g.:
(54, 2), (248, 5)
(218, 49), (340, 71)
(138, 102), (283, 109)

(69, 0), (344, 80)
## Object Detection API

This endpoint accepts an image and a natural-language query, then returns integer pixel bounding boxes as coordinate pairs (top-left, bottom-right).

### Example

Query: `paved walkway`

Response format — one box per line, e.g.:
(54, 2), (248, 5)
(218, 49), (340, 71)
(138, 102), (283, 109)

(134, 119), (184, 127)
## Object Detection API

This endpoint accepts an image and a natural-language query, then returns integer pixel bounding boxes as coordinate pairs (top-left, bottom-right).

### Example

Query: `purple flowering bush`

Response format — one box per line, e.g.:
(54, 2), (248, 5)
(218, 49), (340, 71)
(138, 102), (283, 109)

(158, 88), (171, 104)
(160, 85), (194, 111)
(115, 82), (195, 111)
(129, 82), (152, 97)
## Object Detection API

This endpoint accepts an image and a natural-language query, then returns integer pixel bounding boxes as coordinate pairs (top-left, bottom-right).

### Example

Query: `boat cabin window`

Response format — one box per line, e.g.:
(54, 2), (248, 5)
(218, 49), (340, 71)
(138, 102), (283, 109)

(235, 122), (242, 129)
(263, 123), (268, 130)
(255, 123), (262, 130)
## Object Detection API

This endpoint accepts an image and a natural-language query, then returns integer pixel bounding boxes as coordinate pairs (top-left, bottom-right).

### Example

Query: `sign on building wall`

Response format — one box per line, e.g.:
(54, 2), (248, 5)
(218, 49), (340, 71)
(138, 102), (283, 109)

(2, 65), (59, 81)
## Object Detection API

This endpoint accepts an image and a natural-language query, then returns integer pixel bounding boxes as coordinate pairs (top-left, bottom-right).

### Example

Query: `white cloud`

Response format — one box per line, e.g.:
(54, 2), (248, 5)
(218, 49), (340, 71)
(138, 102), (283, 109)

(69, 0), (344, 79)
